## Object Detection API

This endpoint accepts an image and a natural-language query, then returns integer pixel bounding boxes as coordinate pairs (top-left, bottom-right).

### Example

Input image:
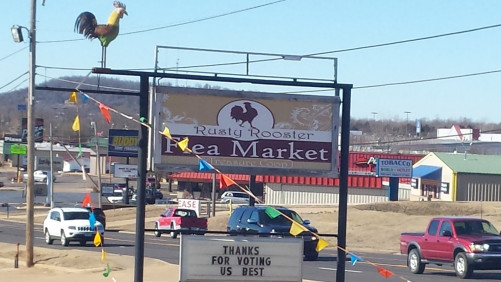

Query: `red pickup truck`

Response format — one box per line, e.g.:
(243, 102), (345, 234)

(154, 207), (207, 239)
(400, 216), (501, 279)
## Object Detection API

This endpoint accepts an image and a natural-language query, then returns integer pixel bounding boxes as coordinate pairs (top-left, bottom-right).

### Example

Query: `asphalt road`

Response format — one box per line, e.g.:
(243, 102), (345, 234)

(1, 173), (501, 281)
(1, 219), (501, 281)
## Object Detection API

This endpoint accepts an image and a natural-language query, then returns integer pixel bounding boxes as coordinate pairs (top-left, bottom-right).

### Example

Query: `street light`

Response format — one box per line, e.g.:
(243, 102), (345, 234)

(11, 25), (25, 43)
(404, 111), (411, 137)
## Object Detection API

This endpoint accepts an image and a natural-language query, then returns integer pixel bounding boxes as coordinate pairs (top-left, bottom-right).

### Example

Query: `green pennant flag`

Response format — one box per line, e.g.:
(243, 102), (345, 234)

(77, 144), (83, 158)
(103, 263), (111, 277)
(265, 206), (280, 219)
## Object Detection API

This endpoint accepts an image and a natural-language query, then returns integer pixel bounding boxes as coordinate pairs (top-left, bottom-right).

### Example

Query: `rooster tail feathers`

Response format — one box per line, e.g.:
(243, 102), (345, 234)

(75, 12), (98, 39)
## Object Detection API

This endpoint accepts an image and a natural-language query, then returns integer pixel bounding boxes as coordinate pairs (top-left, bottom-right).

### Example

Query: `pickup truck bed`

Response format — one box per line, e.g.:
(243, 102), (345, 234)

(400, 216), (501, 279)
(154, 207), (207, 239)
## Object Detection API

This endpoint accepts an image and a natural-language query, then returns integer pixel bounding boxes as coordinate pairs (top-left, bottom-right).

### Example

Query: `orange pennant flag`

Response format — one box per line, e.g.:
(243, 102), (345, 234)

(316, 238), (329, 252)
(377, 266), (393, 278)
(99, 104), (111, 123)
(289, 221), (305, 236)
(81, 192), (91, 207)
(219, 174), (237, 189)
(68, 91), (77, 103)
(72, 115), (80, 131)
(177, 137), (189, 152)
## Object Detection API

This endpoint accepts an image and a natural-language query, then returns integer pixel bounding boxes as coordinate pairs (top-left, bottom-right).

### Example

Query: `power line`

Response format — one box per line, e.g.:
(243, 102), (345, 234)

(0, 46), (28, 62)
(353, 69), (501, 89)
(123, 0), (287, 36)
(305, 23), (501, 56)
(37, 0), (287, 44)
(0, 71), (29, 91)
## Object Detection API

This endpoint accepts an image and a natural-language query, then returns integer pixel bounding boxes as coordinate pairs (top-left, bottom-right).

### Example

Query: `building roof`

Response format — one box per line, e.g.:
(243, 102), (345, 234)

(434, 152), (501, 174)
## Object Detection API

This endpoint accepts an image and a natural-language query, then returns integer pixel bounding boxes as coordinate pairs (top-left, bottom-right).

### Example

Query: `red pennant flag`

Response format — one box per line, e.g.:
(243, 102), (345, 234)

(99, 104), (111, 123)
(81, 192), (91, 207)
(377, 266), (393, 278)
(219, 174), (237, 189)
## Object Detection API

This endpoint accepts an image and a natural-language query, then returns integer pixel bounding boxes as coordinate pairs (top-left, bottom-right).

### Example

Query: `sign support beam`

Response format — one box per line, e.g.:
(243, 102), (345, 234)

(92, 67), (353, 282)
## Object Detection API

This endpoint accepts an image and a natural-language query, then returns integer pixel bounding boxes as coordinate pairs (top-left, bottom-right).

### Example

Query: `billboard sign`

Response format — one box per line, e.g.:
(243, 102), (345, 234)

(179, 236), (302, 282)
(113, 163), (138, 178)
(154, 87), (340, 177)
(10, 144), (27, 155)
(4, 135), (23, 143)
(375, 158), (413, 178)
(35, 156), (64, 171)
(22, 118), (44, 142)
(108, 129), (138, 157)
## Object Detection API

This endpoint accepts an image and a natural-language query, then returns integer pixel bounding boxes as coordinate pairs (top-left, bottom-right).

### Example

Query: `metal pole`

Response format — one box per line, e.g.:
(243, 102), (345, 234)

(134, 75), (149, 282)
(49, 123), (54, 208)
(336, 86), (352, 282)
(211, 173), (216, 217)
(25, 0), (36, 268)
(91, 122), (102, 208)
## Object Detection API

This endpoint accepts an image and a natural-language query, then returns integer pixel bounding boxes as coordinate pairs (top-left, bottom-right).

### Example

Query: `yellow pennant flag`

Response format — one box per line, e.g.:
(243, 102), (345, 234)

(177, 137), (189, 152)
(316, 238), (329, 252)
(101, 249), (107, 261)
(94, 232), (102, 247)
(289, 221), (305, 236)
(162, 126), (172, 139)
(68, 91), (78, 103)
(72, 115), (80, 131)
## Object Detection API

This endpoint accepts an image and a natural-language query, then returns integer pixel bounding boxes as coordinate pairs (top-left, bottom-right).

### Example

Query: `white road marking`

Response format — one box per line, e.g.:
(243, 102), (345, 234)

(319, 267), (362, 273)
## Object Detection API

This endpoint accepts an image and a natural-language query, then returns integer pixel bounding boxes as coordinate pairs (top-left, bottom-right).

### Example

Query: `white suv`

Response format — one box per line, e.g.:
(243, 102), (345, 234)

(23, 170), (56, 182)
(43, 207), (104, 246)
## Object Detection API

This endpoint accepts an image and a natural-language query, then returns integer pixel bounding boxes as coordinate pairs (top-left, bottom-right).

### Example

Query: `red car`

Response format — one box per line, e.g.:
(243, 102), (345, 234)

(400, 216), (501, 279)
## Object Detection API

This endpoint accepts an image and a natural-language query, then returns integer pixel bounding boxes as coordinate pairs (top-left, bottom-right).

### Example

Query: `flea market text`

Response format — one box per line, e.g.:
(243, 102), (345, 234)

(164, 137), (330, 161)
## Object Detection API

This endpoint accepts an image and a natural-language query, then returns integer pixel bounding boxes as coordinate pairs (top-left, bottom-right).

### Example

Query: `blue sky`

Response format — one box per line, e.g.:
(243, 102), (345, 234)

(2, 0), (501, 123)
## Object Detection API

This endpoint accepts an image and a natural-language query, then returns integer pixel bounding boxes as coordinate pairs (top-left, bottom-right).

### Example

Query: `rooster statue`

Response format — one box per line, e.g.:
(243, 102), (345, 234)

(74, 1), (128, 67)
(230, 102), (259, 129)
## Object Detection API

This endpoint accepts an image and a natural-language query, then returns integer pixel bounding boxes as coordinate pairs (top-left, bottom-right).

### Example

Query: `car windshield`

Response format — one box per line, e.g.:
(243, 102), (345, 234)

(259, 209), (303, 225)
(454, 220), (499, 235)
(63, 211), (90, 220)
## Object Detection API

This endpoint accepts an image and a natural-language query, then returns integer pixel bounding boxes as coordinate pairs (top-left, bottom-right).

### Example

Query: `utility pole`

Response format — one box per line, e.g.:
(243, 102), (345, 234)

(26, 0), (37, 267)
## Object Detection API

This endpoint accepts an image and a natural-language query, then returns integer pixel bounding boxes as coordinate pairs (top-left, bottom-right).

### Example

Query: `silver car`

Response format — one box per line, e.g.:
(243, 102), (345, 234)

(220, 191), (250, 204)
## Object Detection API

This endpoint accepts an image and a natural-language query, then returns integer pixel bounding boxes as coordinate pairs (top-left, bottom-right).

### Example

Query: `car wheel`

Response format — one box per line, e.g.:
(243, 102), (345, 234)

(61, 231), (69, 246)
(455, 252), (473, 279)
(170, 223), (178, 239)
(45, 229), (53, 245)
(408, 248), (425, 274)
(154, 223), (161, 237)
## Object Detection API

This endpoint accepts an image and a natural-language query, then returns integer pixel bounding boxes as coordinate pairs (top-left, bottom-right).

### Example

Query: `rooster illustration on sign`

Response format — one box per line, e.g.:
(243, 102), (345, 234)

(74, 1), (127, 67)
(230, 102), (258, 128)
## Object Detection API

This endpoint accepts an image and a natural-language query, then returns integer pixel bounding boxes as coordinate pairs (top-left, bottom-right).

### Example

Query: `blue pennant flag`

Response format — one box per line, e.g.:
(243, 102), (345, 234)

(81, 93), (89, 102)
(199, 159), (215, 172)
(88, 211), (96, 229)
(350, 253), (364, 266)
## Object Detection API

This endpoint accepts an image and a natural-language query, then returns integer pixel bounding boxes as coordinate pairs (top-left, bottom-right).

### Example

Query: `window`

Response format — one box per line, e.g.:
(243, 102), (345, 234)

(439, 221), (452, 236)
(428, 219), (439, 235)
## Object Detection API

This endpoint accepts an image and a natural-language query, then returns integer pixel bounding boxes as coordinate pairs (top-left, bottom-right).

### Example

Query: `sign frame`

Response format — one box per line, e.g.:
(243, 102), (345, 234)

(375, 158), (413, 178)
(179, 235), (303, 282)
(153, 86), (340, 177)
